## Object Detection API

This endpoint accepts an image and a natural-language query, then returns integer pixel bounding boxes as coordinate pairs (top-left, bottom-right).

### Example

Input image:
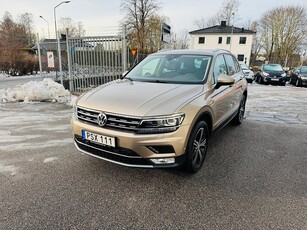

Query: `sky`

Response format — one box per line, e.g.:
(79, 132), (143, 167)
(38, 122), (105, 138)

(1, 0), (306, 38)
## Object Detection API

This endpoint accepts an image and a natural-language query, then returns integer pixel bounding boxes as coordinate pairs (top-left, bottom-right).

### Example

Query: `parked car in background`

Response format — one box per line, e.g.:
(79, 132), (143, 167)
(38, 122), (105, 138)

(72, 49), (248, 173)
(289, 66), (307, 87)
(240, 63), (254, 83)
(255, 64), (287, 86)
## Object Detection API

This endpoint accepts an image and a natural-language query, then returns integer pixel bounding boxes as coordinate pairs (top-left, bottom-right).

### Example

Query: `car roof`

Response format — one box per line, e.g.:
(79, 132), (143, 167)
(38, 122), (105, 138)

(150, 49), (231, 57)
(264, 64), (281, 66)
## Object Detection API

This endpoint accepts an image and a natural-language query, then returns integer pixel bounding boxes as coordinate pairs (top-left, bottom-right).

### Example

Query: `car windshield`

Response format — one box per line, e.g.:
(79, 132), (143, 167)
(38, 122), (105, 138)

(125, 54), (212, 84)
(263, 64), (283, 72)
(300, 67), (307, 74)
(240, 63), (249, 70)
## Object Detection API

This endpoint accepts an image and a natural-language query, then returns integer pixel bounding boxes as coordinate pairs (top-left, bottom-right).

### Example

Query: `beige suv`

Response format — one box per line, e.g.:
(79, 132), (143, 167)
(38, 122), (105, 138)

(72, 49), (247, 173)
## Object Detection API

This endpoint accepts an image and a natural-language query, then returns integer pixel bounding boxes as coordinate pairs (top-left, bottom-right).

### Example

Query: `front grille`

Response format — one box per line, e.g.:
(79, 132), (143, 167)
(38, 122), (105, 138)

(75, 135), (152, 166)
(77, 106), (141, 132)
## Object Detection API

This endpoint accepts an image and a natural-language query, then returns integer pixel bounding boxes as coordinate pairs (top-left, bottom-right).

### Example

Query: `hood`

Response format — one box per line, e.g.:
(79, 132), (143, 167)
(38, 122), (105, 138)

(77, 79), (203, 117)
(265, 70), (285, 76)
(242, 69), (252, 74)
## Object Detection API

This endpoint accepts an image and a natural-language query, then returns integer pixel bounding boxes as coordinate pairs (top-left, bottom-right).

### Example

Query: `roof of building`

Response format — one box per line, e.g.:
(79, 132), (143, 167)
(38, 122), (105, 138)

(189, 21), (255, 35)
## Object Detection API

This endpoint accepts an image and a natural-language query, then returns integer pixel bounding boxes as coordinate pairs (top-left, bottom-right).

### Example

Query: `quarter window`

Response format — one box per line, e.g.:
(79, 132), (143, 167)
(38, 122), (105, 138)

(224, 54), (237, 75)
(213, 55), (227, 84)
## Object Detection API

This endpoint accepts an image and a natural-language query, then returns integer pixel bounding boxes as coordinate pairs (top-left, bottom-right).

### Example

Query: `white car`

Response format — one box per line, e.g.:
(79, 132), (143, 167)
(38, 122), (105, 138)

(240, 63), (254, 83)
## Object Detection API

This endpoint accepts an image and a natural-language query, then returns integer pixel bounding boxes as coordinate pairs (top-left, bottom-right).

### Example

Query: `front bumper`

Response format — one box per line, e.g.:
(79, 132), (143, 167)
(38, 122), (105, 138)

(71, 116), (189, 168)
(300, 78), (307, 86)
(263, 76), (287, 84)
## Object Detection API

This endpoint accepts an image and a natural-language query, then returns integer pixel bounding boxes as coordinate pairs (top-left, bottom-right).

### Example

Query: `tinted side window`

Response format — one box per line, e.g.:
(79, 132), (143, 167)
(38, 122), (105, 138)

(213, 55), (227, 84)
(232, 56), (241, 73)
(223, 54), (237, 76)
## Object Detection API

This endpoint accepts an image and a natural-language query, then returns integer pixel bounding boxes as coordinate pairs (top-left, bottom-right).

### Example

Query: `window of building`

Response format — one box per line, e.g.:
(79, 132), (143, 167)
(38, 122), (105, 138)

(239, 37), (247, 44)
(218, 37), (223, 44)
(198, 37), (205, 44)
(226, 37), (231, 44)
(237, 54), (244, 62)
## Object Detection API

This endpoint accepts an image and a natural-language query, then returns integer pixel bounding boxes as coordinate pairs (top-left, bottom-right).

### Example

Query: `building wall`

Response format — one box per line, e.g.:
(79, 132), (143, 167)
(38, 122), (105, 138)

(190, 33), (254, 66)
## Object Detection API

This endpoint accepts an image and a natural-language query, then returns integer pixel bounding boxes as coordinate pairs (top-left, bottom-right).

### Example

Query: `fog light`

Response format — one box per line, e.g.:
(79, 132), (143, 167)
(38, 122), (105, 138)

(150, 158), (175, 164)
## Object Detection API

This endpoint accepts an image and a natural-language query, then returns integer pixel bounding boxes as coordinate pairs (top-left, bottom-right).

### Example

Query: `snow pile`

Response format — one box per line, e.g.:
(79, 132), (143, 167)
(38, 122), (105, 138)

(0, 78), (72, 104)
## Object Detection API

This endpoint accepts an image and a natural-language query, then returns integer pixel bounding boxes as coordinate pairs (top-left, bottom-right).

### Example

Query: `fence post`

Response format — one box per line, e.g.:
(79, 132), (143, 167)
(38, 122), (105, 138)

(122, 25), (127, 72)
(66, 28), (73, 92)
(37, 34), (43, 78)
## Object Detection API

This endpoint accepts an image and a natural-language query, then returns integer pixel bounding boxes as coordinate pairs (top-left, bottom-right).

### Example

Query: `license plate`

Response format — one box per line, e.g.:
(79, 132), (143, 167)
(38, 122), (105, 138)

(271, 78), (279, 81)
(82, 130), (116, 147)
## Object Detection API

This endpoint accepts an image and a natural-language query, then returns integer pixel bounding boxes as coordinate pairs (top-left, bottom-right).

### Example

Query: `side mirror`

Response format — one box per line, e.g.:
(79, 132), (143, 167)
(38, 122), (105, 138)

(216, 74), (235, 88)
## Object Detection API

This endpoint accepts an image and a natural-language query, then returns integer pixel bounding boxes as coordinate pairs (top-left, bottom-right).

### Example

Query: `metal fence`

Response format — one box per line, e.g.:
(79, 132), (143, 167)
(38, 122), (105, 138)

(67, 35), (127, 93)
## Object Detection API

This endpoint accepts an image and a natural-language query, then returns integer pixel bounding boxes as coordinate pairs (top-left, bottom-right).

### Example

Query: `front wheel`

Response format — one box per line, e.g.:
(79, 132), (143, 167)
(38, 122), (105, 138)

(296, 79), (301, 87)
(184, 121), (209, 173)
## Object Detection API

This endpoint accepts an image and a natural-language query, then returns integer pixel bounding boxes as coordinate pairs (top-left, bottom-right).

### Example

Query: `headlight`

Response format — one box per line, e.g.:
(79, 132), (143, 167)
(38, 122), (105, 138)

(263, 72), (269, 77)
(136, 113), (185, 134)
(281, 73), (286, 77)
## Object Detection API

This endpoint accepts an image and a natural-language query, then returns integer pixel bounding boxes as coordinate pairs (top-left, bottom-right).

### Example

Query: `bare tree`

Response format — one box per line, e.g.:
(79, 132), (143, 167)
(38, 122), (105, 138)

(193, 17), (207, 29)
(18, 13), (35, 46)
(0, 12), (37, 75)
(193, 0), (240, 28)
(121, 0), (161, 53)
(259, 6), (307, 66)
(249, 20), (262, 65)
(59, 17), (85, 38)
(172, 30), (189, 49)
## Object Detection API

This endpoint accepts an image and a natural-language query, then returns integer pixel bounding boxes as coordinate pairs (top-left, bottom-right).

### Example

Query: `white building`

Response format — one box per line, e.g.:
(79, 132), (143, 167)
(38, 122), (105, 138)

(189, 21), (255, 66)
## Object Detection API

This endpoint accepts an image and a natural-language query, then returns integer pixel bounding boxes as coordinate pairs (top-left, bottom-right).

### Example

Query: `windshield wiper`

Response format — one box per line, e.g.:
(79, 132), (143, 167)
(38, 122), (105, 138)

(124, 77), (133, 81)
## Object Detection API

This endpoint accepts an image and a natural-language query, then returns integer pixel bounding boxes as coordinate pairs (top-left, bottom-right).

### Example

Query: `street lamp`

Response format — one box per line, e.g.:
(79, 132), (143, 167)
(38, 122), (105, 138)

(39, 16), (50, 39)
(54, 0), (70, 85)
(230, 12), (235, 52)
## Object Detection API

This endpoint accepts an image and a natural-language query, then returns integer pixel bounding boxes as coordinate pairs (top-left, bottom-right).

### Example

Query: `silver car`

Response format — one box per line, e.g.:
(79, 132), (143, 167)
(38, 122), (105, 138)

(72, 49), (248, 173)
(240, 63), (254, 83)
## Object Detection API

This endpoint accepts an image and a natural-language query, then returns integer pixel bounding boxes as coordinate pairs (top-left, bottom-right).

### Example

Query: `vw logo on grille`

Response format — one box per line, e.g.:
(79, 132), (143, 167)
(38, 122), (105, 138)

(97, 113), (107, 126)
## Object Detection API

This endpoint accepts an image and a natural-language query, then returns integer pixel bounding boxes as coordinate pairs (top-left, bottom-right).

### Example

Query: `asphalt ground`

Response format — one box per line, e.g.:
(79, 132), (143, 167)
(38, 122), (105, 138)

(0, 84), (307, 229)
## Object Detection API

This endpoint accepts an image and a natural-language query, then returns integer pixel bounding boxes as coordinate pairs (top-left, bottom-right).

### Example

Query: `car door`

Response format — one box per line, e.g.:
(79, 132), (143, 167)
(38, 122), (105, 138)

(208, 54), (242, 129)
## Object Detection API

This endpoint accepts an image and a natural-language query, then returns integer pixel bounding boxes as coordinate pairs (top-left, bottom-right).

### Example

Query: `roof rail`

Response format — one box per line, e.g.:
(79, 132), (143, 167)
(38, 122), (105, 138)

(212, 48), (231, 53)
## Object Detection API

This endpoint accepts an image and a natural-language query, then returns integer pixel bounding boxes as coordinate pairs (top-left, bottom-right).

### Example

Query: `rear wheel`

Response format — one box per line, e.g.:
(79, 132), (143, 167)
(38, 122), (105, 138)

(184, 121), (209, 173)
(232, 94), (246, 125)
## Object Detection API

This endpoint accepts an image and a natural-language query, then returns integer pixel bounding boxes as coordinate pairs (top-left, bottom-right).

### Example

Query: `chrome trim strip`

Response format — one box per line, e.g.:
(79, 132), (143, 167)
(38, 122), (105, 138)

(78, 117), (97, 123)
(77, 106), (142, 119)
(107, 117), (140, 125)
(74, 138), (142, 159)
(74, 142), (154, 168)
(78, 110), (98, 117)
(106, 123), (137, 130)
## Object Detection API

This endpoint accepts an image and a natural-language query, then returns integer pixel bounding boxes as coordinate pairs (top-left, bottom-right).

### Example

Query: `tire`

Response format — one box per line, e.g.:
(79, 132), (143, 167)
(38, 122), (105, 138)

(184, 121), (209, 173)
(258, 76), (262, 84)
(296, 79), (301, 87)
(232, 94), (246, 125)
